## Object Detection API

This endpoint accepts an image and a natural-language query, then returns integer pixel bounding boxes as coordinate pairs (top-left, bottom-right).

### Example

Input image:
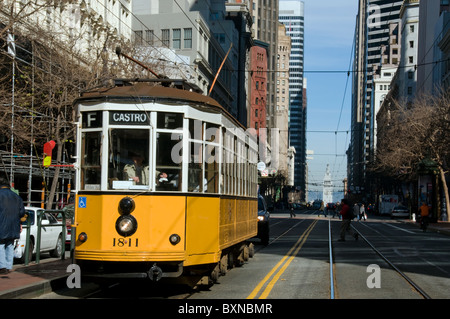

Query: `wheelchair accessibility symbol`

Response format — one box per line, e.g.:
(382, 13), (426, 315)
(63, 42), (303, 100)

(78, 197), (87, 208)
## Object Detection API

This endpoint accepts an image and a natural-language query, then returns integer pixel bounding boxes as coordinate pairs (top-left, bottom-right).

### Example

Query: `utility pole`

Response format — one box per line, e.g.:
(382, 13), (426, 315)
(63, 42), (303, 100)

(7, 30), (16, 187)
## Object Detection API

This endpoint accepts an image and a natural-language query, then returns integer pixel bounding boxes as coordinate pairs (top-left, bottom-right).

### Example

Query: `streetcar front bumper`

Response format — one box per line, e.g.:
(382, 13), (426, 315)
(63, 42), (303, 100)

(75, 257), (184, 280)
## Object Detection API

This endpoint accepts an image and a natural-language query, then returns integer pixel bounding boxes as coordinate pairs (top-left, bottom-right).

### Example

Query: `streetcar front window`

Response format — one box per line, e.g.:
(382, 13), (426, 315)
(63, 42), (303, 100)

(108, 129), (150, 190)
(81, 132), (102, 190)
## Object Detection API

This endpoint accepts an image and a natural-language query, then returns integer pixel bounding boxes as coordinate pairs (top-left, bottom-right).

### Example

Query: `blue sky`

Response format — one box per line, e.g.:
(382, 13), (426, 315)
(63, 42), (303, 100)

(299, 0), (358, 197)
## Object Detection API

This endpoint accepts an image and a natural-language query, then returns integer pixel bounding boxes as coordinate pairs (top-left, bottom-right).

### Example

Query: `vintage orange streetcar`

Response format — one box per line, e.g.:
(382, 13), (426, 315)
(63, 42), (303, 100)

(72, 78), (259, 285)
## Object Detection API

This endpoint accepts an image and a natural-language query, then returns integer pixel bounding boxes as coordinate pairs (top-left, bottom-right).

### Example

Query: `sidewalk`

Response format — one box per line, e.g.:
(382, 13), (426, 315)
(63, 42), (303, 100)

(0, 256), (71, 299)
(402, 219), (450, 236)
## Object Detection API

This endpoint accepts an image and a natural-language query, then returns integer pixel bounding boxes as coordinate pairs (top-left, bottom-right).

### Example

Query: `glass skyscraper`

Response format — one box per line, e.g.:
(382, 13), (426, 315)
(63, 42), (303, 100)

(279, 0), (306, 198)
(349, 0), (403, 194)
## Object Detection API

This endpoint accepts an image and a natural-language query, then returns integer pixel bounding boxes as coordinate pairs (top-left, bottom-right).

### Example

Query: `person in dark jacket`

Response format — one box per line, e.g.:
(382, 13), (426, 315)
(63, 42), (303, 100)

(0, 176), (26, 274)
(338, 198), (358, 242)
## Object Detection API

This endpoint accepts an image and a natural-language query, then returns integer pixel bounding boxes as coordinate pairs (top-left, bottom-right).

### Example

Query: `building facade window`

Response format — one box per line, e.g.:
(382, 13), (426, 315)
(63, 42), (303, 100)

(173, 29), (181, 49)
(145, 30), (154, 45)
(162, 29), (170, 47)
(134, 30), (143, 45)
(184, 28), (192, 49)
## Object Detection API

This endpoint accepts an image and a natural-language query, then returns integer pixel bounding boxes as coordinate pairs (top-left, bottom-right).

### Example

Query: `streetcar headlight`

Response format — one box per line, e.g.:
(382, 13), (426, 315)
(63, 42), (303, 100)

(118, 197), (135, 215)
(169, 234), (181, 245)
(115, 215), (138, 237)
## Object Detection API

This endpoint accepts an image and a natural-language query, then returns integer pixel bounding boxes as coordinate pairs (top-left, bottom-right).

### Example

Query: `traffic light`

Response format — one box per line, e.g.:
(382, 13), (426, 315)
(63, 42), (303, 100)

(43, 140), (55, 167)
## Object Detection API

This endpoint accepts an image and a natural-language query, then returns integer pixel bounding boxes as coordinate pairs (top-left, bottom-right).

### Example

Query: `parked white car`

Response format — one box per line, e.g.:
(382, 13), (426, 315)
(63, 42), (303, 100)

(14, 207), (64, 263)
(390, 205), (410, 219)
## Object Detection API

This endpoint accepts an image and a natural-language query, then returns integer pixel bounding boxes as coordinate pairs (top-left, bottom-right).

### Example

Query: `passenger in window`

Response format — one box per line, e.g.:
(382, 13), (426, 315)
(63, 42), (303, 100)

(155, 169), (180, 191)
(193, 178), (207, 192)
(157, 172), (168, 183)
(123, 152), (149, 185)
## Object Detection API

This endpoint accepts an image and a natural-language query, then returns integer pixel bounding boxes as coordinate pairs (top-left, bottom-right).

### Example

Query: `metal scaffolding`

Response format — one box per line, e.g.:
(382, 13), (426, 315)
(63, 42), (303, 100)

(0, 150), (74, 208)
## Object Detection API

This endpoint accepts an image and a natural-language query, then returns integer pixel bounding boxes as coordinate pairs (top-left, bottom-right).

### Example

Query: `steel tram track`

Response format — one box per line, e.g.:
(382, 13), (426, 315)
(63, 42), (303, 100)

(328, 219), (431, 299)
(328, 219), (335, 299)
(352, 224), (431, 299)
(83, 215), (432, 299)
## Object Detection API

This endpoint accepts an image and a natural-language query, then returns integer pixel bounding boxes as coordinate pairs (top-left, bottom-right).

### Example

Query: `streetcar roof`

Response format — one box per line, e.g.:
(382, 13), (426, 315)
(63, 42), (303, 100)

(74, 80), (245, 130)
(75, 80), (221, 109)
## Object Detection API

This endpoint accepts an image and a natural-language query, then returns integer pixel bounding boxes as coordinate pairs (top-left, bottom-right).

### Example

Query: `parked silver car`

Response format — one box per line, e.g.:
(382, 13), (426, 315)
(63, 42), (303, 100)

(14, 207), (64, 263)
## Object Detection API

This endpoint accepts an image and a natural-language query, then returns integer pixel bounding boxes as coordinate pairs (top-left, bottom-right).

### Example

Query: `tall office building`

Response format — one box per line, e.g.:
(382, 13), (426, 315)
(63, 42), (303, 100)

(348, 0), (403, 196)
(279, 0), (306, 198)
(250, 0), (279, 135)
(275, 22), (292, 184)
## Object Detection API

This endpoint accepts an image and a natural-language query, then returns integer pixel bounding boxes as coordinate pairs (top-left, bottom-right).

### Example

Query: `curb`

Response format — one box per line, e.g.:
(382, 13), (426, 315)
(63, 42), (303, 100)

(399, 220), (450, 236)
(0, 275), (68, 299)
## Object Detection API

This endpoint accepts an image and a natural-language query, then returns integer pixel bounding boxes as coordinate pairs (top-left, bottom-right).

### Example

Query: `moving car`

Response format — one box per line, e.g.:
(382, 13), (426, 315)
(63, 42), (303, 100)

(390, 205), (410, 219)
(14, 207), (64, 263)
(257, 195), (270, 245)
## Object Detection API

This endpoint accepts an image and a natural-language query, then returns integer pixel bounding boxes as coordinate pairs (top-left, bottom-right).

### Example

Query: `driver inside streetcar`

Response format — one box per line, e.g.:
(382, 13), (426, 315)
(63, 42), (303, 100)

(123, 152), (149, 185)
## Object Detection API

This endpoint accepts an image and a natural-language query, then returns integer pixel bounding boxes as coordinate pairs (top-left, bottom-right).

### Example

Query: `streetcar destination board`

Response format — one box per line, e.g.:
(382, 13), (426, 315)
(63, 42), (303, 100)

(110, 111), (150, 125)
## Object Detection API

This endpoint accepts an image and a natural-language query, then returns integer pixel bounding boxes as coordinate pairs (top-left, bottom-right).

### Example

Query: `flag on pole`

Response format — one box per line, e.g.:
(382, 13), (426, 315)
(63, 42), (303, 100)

(7, 31), (16, 58)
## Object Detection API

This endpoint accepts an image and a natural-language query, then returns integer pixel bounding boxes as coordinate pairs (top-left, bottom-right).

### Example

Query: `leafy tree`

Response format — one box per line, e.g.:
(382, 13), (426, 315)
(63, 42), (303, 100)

(376, 91), (450, 220)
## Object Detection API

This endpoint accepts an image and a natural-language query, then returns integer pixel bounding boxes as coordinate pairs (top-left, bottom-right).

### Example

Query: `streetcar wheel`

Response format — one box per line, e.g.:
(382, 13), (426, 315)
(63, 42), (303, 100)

(227, 251), (234, 269)
(219, 254), (228, 275)
(241, 244), (249, 262)
(248, 243), (255, 258)
(210, 265), (220, 283)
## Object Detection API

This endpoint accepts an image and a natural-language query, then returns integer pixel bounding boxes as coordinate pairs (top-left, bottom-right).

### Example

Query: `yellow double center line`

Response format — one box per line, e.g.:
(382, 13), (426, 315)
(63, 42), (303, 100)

(247, 219), (318, 299)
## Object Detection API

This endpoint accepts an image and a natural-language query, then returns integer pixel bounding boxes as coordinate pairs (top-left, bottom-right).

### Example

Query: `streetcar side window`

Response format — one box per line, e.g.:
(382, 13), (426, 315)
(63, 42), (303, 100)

(205, 144), (219, 193)
(188, 142), (204, 192)
(233, 136), (237, 195)
(81, 132), (102, 190)
(187, 120), (220, 194)
(108, 129), (150, 190)
(155, 132), (182, 191)
(188, 119), (204, 192)
(222, 129), (233, 195)
(205, 123), (220, 193)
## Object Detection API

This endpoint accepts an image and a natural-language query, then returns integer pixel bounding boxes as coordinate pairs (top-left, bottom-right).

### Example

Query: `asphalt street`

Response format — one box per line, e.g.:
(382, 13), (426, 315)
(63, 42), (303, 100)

(36, 209), (450, 301)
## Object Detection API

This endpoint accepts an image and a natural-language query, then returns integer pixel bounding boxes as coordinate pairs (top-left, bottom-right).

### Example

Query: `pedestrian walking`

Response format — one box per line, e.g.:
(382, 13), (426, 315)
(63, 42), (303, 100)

(335, 202), (341, 219)
(353, 203), (359, 221)
(359, 204), (366, 221)
(339, 199), (358, 242)
(418, 202), (430, 232)
(0, 176), (26, 274)
(318, 201), (326, 217)
(288, 200), (296, 218)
